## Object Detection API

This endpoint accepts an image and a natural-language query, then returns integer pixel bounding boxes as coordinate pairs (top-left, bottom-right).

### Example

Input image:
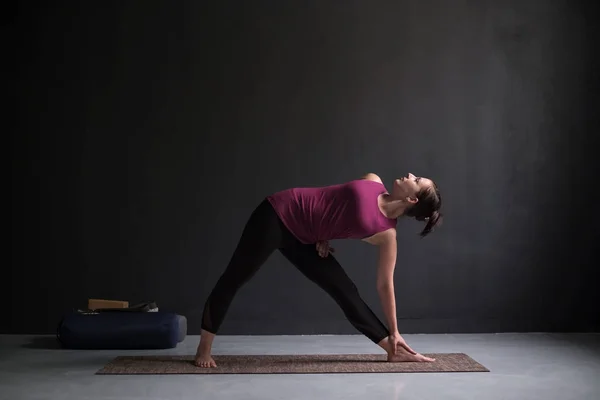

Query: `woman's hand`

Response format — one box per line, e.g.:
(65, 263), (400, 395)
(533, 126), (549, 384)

(316, 240), (335, 258)
(388, 332), (417, 355)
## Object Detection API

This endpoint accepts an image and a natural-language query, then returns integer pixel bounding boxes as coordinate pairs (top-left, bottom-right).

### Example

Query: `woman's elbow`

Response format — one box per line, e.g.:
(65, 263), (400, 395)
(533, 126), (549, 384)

(376, 280), (394, 293)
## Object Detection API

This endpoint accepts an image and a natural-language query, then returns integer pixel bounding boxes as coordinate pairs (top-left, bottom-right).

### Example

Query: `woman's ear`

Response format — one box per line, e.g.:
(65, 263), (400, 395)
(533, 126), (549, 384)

(406, 196), (419, 204)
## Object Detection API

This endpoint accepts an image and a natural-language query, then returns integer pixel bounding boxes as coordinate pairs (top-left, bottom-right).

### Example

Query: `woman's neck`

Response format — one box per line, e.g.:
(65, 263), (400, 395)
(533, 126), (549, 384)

(379, 194), (407, 219)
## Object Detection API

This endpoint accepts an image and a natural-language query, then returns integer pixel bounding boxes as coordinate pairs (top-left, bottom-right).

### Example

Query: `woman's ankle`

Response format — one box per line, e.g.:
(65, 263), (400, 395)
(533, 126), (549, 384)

(198, 329), (216, 350)
(377, 336), (393, 354)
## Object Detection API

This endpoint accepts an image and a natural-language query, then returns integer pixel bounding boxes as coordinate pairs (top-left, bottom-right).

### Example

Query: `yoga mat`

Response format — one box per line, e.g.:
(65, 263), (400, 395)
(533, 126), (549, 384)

(96, 353), (489, 374)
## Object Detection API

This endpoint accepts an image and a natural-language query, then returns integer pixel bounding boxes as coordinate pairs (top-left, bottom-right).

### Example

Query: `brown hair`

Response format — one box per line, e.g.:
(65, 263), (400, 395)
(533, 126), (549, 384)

(403, 183), (442, 237)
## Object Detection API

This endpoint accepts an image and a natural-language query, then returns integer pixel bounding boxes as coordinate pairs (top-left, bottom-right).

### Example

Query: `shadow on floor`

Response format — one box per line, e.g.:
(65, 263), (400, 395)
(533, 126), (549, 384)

(20, 336), (63, 350)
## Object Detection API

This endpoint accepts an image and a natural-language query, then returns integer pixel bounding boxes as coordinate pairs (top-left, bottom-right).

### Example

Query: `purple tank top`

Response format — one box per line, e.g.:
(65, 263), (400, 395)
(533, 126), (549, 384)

(266, 179), (397, 244)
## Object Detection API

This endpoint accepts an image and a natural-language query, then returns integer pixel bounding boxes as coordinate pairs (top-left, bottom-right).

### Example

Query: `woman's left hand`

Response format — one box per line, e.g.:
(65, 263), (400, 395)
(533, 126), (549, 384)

(316, 240), (335, 258)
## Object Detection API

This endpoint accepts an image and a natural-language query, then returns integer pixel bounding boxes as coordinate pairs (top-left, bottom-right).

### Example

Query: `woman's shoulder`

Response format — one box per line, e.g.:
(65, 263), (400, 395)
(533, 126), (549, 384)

(360, 172), (383, 184)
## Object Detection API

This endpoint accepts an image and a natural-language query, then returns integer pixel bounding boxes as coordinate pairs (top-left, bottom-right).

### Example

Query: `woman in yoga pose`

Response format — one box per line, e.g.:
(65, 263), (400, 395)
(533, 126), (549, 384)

(195, 172), (442, 368)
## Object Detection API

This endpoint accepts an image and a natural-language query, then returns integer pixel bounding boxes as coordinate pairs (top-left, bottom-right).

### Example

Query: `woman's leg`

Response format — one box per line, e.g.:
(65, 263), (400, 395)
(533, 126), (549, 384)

(278, 241), (390, 347)
(196, 199), (283, 367)
(278, 241), (434, 362)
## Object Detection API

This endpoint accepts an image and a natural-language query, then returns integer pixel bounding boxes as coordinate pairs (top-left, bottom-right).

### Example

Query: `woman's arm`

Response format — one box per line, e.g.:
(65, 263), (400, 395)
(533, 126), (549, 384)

(375, 230), (399, 334)
(363, 229), (417, 355)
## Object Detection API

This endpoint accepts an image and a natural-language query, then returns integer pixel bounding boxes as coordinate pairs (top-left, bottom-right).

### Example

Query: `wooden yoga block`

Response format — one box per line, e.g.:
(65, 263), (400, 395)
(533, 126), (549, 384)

(88, 299), (129, 310)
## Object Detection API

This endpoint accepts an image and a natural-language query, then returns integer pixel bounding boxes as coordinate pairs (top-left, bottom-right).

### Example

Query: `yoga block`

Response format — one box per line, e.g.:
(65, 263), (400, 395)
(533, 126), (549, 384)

(88, 299), (129, 310)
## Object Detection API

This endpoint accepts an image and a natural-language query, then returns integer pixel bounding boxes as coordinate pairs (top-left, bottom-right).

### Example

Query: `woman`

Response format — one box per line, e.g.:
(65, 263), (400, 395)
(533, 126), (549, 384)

(195, 172), (442, 368)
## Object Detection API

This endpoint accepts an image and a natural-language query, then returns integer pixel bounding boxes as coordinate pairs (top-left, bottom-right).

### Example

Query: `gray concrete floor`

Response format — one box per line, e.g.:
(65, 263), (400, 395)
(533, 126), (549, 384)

(0, 333), (599, 400)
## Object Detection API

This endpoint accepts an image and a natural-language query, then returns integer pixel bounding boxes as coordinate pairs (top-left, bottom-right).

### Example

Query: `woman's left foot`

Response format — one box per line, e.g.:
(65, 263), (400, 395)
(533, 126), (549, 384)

(195, 348), (217, 368)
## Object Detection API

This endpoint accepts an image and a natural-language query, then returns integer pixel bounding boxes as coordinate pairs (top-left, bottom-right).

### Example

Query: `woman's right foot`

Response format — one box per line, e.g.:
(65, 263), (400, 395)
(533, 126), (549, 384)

(387, 346), (435, 363)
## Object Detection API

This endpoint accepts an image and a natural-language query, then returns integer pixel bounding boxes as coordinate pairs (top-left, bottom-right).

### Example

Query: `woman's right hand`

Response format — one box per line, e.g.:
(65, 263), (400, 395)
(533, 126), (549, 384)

(389, 332), (417, 355)
(316, 240), (335, 257)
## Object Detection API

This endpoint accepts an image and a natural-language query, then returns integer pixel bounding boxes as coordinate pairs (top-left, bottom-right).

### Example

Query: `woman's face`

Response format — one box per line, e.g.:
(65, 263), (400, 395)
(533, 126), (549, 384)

(392, 173), (434, 202)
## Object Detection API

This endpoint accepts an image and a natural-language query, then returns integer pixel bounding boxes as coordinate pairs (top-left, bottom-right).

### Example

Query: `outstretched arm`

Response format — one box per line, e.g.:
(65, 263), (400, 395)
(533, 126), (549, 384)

(369, 229), (417, 355)
(375, 230), (399, 334)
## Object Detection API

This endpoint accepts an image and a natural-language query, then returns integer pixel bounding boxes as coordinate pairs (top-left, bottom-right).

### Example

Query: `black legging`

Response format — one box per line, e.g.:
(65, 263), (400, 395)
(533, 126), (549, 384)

(201, 198), (390, 344)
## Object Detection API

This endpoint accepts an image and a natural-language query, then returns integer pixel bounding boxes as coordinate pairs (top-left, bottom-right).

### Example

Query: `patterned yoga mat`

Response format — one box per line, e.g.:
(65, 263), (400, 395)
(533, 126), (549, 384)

(96, 353), (489, 374)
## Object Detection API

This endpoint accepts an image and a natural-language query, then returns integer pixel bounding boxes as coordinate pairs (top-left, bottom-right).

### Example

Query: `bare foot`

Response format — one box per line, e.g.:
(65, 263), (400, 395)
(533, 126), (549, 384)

(194, 329), (217, 368)
(377, 335), (435, 363)
(387, 346), (435, 363)
(195, 350), (217, 368)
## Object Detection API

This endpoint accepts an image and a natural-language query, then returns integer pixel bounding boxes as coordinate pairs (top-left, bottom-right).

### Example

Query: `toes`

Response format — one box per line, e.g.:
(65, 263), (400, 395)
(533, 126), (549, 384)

(194, 353), (216, 368)
(196, 360), (217, 368)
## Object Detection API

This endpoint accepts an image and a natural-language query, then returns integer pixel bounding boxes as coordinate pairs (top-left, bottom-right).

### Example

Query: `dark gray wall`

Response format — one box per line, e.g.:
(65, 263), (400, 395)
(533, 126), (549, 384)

(9, 1), (599, 334)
